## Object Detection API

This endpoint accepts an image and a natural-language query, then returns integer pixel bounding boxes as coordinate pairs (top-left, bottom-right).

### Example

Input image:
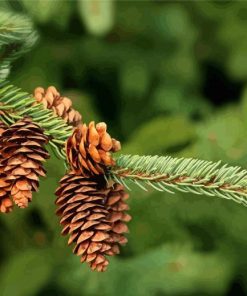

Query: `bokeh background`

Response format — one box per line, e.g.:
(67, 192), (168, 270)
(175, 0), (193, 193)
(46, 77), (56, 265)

(0, 1), (247, 295)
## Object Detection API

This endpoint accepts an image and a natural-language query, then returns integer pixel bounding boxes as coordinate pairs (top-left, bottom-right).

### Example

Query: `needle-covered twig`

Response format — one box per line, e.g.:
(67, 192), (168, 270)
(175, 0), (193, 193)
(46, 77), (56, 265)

(110, 154), (247, 206)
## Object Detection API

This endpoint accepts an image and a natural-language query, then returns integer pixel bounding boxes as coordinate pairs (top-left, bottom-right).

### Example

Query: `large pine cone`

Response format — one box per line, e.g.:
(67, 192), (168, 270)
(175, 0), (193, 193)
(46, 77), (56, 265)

(55, 172), (131, 272)
(0, 118), (49, 208)
(34, 86), (81, 127)
(0, 121), (13, 213)
(66, 122), (121, 177)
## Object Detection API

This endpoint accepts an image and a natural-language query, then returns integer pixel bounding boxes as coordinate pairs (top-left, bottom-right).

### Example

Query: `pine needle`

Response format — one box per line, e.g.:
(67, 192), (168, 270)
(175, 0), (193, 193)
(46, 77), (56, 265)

(110, 154), (247, 207)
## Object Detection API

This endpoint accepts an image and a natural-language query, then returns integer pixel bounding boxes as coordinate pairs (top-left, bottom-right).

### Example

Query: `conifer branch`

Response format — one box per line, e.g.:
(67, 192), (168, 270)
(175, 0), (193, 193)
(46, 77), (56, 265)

(0, 10), (38, 79)
(110, 154), (247, 206)
(0, 80), (72, 158)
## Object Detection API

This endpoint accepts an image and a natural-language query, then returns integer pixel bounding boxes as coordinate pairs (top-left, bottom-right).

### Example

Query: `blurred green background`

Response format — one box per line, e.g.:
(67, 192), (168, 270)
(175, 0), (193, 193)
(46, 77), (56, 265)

(1, 1), (247, 295)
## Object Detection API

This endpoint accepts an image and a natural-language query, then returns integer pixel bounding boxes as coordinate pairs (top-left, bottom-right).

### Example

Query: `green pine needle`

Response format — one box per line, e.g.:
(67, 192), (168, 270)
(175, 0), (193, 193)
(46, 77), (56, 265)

(110, 154), (247, 206)
(0, 10), (38, 79)
(0, 80), (72, 159)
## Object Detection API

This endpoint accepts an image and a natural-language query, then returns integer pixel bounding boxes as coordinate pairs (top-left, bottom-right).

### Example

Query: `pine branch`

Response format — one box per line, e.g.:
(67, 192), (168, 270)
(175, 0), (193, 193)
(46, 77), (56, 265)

(110, 154), (247, 207)
(0, 80), (72, 159)
(0, 10), (38, 79)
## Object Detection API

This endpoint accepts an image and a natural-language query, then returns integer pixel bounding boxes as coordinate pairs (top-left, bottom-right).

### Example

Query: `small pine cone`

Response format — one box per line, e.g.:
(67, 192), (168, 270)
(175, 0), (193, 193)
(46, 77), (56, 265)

(33, 86), (82, 127)
(0, 121), (13, 213)
(55, 172), (130, 272)
(1, 117), (50, 208)
(66, 122), (121, 177)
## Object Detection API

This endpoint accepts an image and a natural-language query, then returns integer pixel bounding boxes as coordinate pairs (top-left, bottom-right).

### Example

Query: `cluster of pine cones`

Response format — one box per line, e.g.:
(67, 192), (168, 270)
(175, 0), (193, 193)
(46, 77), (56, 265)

(0, 86), (131, 272)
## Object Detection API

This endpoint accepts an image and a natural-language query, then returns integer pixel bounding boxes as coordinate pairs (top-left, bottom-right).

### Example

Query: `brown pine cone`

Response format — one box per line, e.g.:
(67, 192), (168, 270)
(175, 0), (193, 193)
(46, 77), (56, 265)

(0, 121), (13, 213)
(0, 117), (50, 208)
(66, 121), (121, 177)
(33, 86), (82, 127)
(55, 172), (130, 272)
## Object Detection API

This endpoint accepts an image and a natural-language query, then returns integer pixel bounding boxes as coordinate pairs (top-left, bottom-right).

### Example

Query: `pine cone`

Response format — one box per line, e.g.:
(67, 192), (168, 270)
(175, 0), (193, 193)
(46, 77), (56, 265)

(33, 86), (82, 127)
(0, 121), (13, 213)
(55, 172), (130, 272)
(66, 122), (121, 177)
(0, 117), (50, 208)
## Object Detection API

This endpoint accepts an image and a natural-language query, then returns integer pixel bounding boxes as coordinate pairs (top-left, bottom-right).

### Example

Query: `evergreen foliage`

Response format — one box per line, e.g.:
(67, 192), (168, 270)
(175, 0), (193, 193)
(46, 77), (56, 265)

(0, 10), (37, 79)
(111, 154), (247, 206)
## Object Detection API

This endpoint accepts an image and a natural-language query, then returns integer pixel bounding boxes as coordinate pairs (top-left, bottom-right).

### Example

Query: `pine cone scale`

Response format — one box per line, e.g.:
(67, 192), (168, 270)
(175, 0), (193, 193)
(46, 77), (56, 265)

(0, 121), (13, 213)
